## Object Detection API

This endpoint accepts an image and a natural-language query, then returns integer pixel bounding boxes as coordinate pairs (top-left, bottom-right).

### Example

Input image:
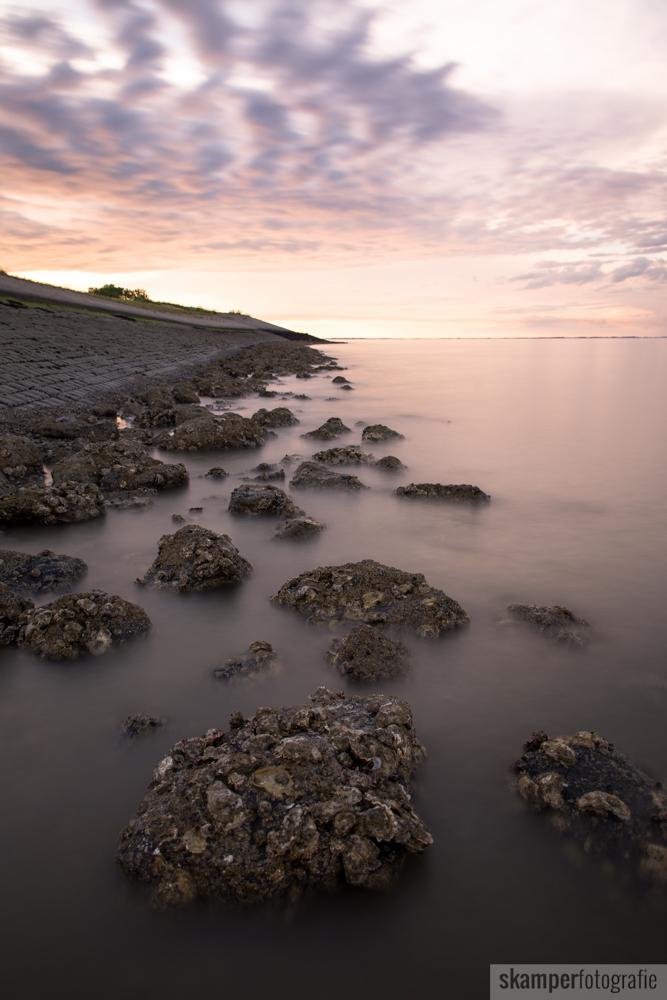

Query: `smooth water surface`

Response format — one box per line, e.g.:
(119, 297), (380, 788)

(1, 338), (666, 999)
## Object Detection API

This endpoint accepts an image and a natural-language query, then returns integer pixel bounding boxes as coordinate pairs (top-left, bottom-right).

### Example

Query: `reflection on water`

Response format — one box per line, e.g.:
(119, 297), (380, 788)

(1, 338), (667, 999)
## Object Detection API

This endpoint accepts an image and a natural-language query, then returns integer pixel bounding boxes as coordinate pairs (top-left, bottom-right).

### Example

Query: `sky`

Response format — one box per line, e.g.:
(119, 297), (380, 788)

(1, 0), (666, 338)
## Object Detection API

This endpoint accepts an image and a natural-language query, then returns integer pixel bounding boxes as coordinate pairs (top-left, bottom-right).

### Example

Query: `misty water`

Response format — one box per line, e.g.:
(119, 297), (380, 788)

(1, 337), (666, 999)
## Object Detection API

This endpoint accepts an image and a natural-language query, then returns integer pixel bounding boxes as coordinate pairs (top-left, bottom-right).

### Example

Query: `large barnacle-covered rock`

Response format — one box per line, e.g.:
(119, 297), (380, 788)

(138, 525), (252, 591)
(155, 412), (265, 451)
(52, 441), (188, 491)
(116, 687), (432, 906)
(0, 482), (106, 525)
(17, 590), (151, 661)
(0, 548), (87, 593)
(271, 559), (469, 637)
(515, 730), (667, 887)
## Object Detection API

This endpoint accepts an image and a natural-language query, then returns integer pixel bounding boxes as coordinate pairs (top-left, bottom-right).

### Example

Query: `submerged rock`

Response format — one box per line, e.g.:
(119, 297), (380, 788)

(301, 418), (351, 441)
(361, 425), (404, 443)
(138, 525), (252, 592)
(124, 714), (165, 737)
(228, 484), (304, 517)
(274, 516), (326, 540)
(156, 412), (265, 451)
(332, 376), (350, 384)
(105, 489), (156, 510)
(312, 445), (375, 466)
(205, 467), (227, 479)
(395, 482), (490, 503)
(374, 456), (406, 472)
(0, 548), (87, 593)
(251, 407), (299, 427)
(507, 604), (590, 646)
(213, 641), (279, 680)
(290, 462), (368, 491)
(116, 687), (432, 906)
(0, 483), (106, 525)
(0, 582), (34, 645)
(18, 590), (151, 661)
(516, 730), (667, 887)
(272, 559), (469, 637)
(281, 453), (305, 463)
(247, 463), (285, 482)
(52, 441), (188, 492)
(0, 434), (44, 480)
(326, 624), (410, 681)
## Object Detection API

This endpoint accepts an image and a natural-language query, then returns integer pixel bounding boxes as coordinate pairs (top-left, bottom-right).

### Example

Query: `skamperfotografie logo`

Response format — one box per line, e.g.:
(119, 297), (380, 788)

(490, 965), (667, 999)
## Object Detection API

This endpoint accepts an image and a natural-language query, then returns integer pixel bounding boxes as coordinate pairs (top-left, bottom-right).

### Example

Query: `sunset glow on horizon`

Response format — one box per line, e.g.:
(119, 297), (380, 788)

(2, 0), (666, 338)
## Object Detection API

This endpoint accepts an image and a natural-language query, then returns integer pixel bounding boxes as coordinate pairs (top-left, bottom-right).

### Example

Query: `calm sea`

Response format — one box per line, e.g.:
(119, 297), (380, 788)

(1, 338), (666, 999)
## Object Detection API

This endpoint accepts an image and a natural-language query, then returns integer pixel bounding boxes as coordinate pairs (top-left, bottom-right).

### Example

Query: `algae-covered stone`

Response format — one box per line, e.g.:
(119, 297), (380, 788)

(274, 516), (326, 540)
(138, 525), (252, 591)
(0, 548), (87, 593)
(301, 418), (351, 441)
(116, 687), (432, 906)
(272, 559), (468, 636)
(18, 590), (151, 661)
(0, 483), (106, 525)
(290, 462), (368, 491)
(507, 604), (590, 646)
(326, 624), (410, 680)
(228, 484), (303, 517)
(0, 582), (34, 645)
(395, 482), (489, 502)
(213, 641), (279, 680)
(361, 424), (404, 443)
(516, 730), (667, 887)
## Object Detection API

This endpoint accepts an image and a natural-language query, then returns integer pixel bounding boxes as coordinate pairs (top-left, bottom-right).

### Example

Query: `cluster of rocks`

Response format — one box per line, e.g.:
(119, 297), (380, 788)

(0, 548), (86, 592)
(52, 440), (188, 492)
(326, 624), (410, 681)
(190, 342), (340, 398)
(0, 482), (106, 525)
(516, 730), (667, 886)
(116, 687), (432, 906)
(506, 604), (590, 646)
(271, 559), (469, 637)
(395, 483), (490, 503)
(137, 525), (252, 591)
(8, 590), (151, 661)
(213, 641), (279, 681)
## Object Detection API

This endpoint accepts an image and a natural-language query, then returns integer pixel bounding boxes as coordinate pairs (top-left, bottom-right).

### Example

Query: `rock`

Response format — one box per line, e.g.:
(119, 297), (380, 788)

(507, 604), (590, 646)
(205, 468), (227, 479)
(134, 403), (208, 429)
(294, 394), (311, 401)
(52, 441), (188, 492)
(0, 548), (87, 593)
(0, 434), (44, 479)
(251, 407), (299, 427)
(301, 418), (351, 441)
(374, 456), (406, 472)
(326, 625), (410, 680)
(247, 463), (285, 482)
(213, 641), (279, 680)
(91, 404), (119, 418)
(272, 559), (469, 636)
(156, 412), (265, 451)
(515, 730), (667, 887)
(289, 462), (368, 491)
(138, 525), (252, 591)
(35, 420), (82, 440)
(332, 376), (350, 384)
(274, 517), (326, 540)
(228, 484), (303, 518)
(361, 425), (404, 443)
(0, 582), (34, 645)
(0, 470), (11, 492)
(0, 482), (106, 525)
(172, 513), (185, 522)
(105, 488), (157, 509)
(116, 687), (432, 906)
(395, 482), (489, 503)
(124, 714), (165, 737)
(281, 454), (304, 463)
(18, 590), (151, 661)
(340, 385), (354, 391)
(172, 382), (200, 404)
(312, 445), (375, 466)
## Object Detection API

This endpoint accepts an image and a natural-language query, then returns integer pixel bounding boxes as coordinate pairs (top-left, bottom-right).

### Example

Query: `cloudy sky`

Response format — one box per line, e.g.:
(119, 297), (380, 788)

(2, 0), (666, 337)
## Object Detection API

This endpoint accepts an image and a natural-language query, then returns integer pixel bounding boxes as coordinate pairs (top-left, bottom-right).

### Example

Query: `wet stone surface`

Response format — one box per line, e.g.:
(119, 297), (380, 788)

(273, 516), (326, 540)
(0, 548), (87, 593)
(17, 590), (151, 661)
(52, 441), (188, 492)
(326, 624), (411, 681)
(213, 640), (279, 681)
(155, 412), (265, 452)
(251, 407), (299, 427)
(507, 604), (590, 646)
(271, 559), (469, 637)
(395, 482), (490, 503)
(361, 424), (404, 443)
(138, 525), (252, 592)
(516, 730), (667, 887)
(116, 687), (432, 906)
(289, 462), (368, 491)
(228, 484), (304, 517)
(301, 418), (351, 441)
(0, 482), (106, 525)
